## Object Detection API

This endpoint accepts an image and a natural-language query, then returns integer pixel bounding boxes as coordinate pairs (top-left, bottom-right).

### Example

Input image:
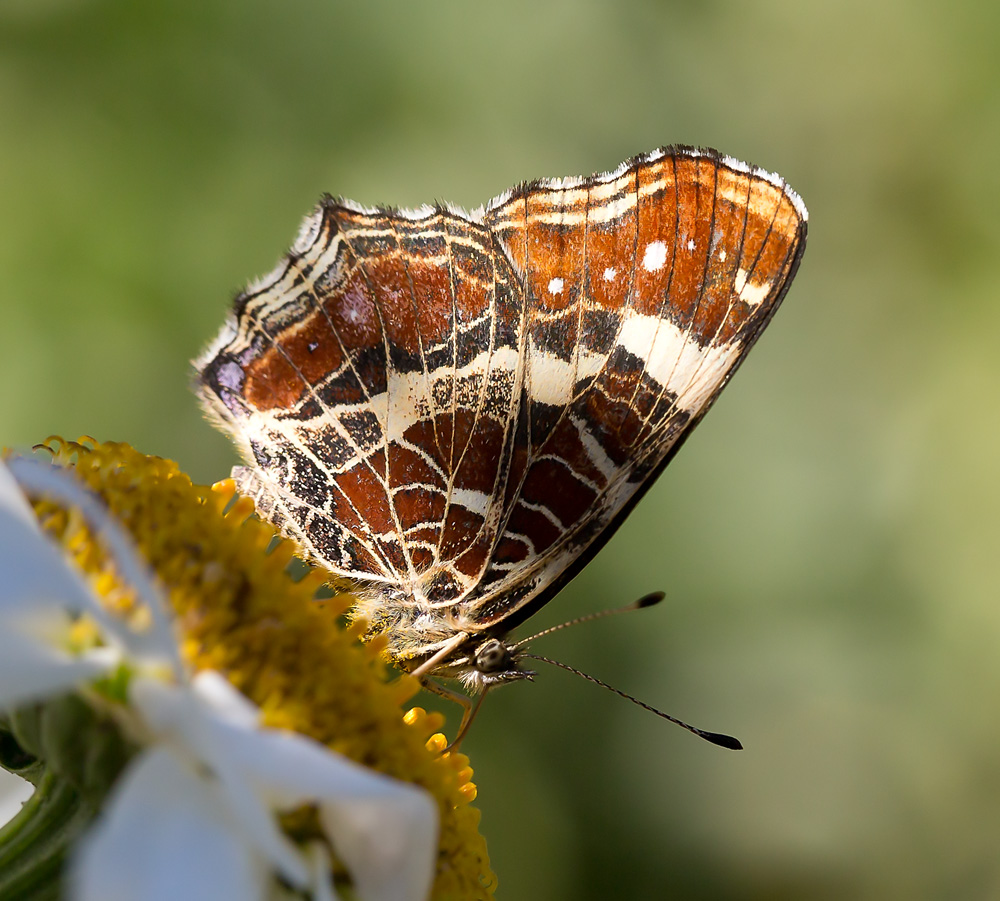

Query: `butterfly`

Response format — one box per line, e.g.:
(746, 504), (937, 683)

(195, 145), (807, 734)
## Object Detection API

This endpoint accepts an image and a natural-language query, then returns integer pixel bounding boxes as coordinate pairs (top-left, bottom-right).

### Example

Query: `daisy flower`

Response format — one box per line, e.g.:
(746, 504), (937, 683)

(0, 439), (495, 900)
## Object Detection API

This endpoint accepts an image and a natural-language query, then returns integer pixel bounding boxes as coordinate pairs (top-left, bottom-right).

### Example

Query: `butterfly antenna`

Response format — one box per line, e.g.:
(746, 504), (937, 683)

(520, 652), (743, 750)
(510, 591), (666, 650)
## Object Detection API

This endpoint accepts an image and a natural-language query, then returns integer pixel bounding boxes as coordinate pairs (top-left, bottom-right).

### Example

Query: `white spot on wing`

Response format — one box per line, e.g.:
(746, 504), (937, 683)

(686, 239), (696, 252)
(641, 241), (667, 272)
(603, 267), (617, 282)
(548, 277), (565, 295)
(734, 268), (771, 307)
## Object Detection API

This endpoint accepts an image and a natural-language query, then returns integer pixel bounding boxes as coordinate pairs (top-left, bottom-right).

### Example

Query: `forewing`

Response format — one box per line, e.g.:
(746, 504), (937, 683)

(470, 147), (808, 626)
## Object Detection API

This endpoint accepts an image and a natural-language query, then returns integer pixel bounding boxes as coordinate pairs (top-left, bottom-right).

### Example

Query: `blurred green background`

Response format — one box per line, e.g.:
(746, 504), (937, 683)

(2, 1), (998, 898)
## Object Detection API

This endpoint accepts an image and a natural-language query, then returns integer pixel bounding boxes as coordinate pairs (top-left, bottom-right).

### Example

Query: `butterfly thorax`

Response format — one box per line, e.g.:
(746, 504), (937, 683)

(351, 582), (535, 692)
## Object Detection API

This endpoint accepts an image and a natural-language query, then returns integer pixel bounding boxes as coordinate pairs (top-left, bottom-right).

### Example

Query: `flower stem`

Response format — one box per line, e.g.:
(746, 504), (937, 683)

(0, 769), (98, 899)
(0, 697), (136, 899)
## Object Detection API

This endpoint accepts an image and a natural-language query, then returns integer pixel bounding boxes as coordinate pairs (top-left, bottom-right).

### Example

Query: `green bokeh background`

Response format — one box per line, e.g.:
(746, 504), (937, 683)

(2, 1), (998, 898)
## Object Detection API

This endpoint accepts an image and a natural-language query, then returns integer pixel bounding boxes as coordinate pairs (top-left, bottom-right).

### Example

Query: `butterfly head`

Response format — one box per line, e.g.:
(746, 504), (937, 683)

(452, 637), (536, 693)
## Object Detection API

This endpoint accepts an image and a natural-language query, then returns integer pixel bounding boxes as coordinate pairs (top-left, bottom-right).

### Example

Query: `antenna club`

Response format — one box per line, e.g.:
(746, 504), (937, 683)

(635, 591), (666, 609)
(704, 732), (743, 751)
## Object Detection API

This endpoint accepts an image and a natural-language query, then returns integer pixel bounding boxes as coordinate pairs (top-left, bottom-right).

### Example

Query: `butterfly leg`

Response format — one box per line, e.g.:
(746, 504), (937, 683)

(418, 678), (488, 751)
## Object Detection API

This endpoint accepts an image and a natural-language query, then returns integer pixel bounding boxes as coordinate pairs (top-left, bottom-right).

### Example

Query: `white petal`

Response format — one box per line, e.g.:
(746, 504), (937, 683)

(3, 457), (183, 673)
(0, 460), (45, 529)
(0, 615), (115, 707)
(130, 675), (311, 889)
(156, 673), (437, 901)
(307, 842), (340, 901)
(131, 673), (436, 901)
(0, 469), (99, 618)
(0, 470), (119, 706)
(70, 749), (267, 901)
(207, 715), (437, 901)
(0, 768), (34, 826)
(318, 789), (437, 901)
(190, 669), (261, 729)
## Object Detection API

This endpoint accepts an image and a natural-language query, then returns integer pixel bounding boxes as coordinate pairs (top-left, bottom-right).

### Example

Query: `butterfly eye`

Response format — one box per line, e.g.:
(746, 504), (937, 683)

(474, 639), (512, 674)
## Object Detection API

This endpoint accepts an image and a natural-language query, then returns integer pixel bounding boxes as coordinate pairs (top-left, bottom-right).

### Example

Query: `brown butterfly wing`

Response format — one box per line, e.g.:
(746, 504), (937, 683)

(195, 147), (806, 629)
